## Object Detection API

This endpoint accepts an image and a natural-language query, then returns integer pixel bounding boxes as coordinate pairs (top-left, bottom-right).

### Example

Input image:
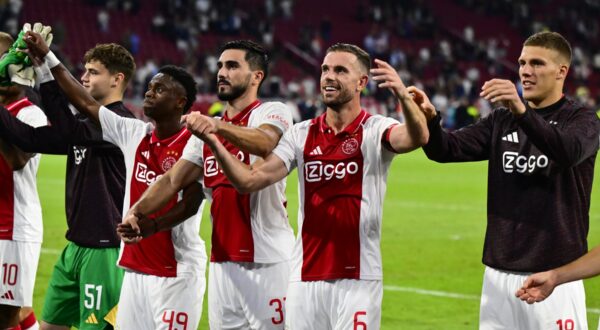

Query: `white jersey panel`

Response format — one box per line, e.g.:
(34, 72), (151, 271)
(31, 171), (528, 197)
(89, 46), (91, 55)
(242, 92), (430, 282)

(99, 106), (153, 216)
(358, 115), (398, 280)
(272, 120), (310, 281)
(246, 102), (294, 263)
(11, 105), (47, 242)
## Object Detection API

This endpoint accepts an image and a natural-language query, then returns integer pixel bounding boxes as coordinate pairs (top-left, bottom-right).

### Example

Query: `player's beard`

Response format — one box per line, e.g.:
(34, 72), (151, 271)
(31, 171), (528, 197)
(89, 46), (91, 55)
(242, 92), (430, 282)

(217, 75), (251, 101)
(322, 87), (354, 110)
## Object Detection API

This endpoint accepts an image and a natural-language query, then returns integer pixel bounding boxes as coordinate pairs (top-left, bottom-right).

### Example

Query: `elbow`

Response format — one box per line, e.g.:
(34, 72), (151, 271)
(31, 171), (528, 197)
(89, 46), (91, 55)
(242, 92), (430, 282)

(418, 131), (430, 147)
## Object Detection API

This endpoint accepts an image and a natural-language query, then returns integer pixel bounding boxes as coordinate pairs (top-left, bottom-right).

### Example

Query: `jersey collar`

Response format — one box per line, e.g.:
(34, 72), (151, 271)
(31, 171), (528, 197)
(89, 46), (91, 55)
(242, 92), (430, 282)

(318, 109), (369, 136)
(149, 126), (189, 147)
(6, 97), (33, 115)
(223, 100), (261, 124)
(527, 95), (567, 116)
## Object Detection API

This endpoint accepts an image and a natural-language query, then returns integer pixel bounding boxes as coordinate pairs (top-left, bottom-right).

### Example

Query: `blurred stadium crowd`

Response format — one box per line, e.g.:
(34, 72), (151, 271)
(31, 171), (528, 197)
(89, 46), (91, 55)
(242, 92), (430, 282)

(1, 0), (599, 127)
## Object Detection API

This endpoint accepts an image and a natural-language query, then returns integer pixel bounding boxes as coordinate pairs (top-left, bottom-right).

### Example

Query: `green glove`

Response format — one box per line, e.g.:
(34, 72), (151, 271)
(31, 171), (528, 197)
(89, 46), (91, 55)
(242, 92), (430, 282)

(0, 23), (54, 86)
(0, 51), (25, 86)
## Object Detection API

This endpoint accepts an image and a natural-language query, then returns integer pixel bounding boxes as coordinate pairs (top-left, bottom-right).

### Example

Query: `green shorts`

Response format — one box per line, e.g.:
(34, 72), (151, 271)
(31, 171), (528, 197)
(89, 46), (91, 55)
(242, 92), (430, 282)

(42, 242), (123, 329)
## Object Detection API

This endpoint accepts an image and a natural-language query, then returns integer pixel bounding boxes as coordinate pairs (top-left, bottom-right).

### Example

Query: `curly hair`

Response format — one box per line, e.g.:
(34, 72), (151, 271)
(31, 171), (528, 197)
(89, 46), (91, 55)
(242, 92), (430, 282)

(158, 65), (197, 113)
(83, 43), (136, 83)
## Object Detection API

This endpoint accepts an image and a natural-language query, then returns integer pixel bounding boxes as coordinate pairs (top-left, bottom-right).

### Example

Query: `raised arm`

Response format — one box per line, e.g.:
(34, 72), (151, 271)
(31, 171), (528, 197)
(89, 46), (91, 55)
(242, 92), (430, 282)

(24, 31), (102, 123)
(370, 59), (428, 153)
(197, 132), (288, 193)
(409, 86), (493, 163)
(515, 244), (600, 304)
(0, 106), (68, 154)
(182, 112), (285, 158)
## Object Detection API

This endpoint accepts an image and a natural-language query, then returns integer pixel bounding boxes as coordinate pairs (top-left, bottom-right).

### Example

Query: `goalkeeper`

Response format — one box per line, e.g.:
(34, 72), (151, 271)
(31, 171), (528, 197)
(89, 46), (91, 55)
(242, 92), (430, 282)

(0, 23), (135, 330)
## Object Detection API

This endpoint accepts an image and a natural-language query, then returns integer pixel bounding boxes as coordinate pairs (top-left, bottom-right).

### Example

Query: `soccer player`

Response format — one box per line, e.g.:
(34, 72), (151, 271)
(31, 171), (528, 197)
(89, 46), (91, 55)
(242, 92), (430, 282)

(0, 31), (47, 330)
(0, 39), (136, 329)
(119, 40), (295, 329)
(413, 31), (600, 329)
(187, 43), (429, 329)
(24, 30), (206, 329)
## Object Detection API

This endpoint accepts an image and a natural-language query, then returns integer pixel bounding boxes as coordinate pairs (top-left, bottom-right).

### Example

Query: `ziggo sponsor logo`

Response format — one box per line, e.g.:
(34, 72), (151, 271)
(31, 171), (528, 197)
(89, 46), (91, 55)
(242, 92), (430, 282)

(204, 151), (246, 177)
(135, 163), (162, 185)
(304, 160), (359, 182)
(502, 151), (549, 173)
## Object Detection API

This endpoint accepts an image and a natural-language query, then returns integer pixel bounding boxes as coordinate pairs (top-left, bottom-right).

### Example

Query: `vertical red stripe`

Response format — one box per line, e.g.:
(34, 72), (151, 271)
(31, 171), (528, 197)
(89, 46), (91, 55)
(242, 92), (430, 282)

(300, 117), (365, 281)
(0, 155), (15, 240)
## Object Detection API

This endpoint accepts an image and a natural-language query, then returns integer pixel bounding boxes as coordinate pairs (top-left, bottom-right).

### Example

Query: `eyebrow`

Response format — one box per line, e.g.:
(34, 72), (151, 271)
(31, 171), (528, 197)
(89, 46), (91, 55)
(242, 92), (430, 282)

(322, 64), (349, 71)
(217, 60), (241, 67)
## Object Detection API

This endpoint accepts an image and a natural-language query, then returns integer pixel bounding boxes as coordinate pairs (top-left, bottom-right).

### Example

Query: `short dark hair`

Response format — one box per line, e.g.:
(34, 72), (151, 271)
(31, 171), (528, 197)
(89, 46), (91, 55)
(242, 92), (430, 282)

(0, 32), (14, 55)
(84, 43), (136, 84)
(523, 31), (572, 64)
(326, 43), (371, 73)
(220, 40), (269, 83)
(158, 65), (197, 113)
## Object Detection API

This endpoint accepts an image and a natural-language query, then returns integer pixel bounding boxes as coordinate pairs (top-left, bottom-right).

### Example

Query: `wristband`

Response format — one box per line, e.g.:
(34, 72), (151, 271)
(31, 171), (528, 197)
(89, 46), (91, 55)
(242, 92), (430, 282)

(34, 62), (54, 84)
(44, 51), (60, 69)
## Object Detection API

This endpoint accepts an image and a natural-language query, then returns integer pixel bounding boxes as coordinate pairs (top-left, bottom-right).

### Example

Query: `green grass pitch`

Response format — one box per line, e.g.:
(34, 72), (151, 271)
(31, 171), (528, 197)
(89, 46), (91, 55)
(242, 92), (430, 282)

(34, 150), (600, 329)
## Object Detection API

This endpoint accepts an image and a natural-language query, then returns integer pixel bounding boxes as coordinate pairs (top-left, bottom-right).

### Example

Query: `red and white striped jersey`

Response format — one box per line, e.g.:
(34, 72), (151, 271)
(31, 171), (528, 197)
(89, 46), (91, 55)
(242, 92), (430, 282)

(0, 98), (47, 243)
(98, 106), (206, 277)
(182, 101), (295, 264)
(272, 110), (399, 282)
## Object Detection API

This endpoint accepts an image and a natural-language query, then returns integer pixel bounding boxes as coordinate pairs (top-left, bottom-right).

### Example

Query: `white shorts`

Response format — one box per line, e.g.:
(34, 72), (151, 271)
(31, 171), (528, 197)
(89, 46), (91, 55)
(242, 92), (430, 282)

(208, 261), (290, 330)
(286, 279), (382, 330)
(480, 266), (587, 330)
(0, 240), (41, 307)
(116, 270), (205, 330)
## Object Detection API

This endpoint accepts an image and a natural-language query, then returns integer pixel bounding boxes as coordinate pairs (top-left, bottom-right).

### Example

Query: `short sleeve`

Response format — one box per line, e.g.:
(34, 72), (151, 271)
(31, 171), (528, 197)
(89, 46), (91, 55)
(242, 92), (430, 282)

(181, 135), (205, 168)
(16, 105), (47, 128)
(99, 106), (150, 149)
(255, 102), (293, 134)
(272, 124), (298, 172)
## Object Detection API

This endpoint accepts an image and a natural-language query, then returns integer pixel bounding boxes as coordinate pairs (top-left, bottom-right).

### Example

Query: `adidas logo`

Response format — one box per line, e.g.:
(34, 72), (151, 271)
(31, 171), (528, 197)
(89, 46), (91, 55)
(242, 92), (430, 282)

(85, 312), (99, 324)
(309, 146), (323, 156)
(0, 290), (14, 300)
(141, 151), (150, 159)
(501, 131), (519, 143)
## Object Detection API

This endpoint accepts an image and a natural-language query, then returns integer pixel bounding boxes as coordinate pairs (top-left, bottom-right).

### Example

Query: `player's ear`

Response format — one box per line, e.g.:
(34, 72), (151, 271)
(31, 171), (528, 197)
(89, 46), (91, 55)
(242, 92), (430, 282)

(112, 72), (125, 88)
(358, 74), (368, 92)
(253, 70), (264, 87)
(556, 64), (568, 80)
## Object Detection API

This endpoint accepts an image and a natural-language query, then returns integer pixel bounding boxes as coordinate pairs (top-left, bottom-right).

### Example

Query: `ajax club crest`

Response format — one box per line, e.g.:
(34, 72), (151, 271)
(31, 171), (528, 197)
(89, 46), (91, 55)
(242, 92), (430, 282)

(341, 138), (359, 155)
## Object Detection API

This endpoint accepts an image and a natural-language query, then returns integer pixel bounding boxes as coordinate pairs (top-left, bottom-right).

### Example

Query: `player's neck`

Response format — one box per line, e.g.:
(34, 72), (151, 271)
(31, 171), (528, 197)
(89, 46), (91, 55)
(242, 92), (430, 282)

(325, 101), (362, 134)
(224, 91), (258, 118)
(153, 117), (183, 140)
(97, 93), (123, 107)
(527, 89), (563, 109)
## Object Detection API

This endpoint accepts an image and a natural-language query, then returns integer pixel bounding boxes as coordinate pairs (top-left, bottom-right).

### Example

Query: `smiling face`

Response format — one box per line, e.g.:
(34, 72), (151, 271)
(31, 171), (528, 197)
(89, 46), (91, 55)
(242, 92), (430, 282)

(518, 46), (568, 108)
(143, 73), (186, 119)
(216, 49), (254, 102)
(319, 51), (367, 110)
